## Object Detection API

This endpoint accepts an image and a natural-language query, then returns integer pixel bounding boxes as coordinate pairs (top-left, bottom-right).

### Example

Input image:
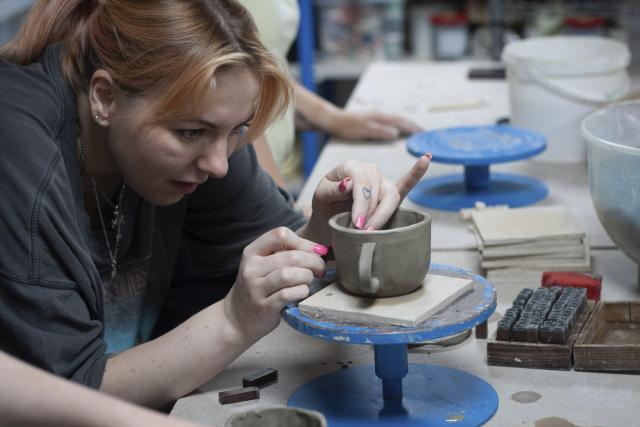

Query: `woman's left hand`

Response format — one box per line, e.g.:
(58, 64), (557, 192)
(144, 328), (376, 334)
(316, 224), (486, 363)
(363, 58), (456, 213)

(302, 153), (432, 244)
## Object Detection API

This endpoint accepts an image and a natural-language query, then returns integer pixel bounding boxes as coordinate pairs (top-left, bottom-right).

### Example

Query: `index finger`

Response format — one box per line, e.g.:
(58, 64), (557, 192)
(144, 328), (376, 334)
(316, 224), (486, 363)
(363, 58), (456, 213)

(245, 227), (329, 258)
(396, 153), (432, 201)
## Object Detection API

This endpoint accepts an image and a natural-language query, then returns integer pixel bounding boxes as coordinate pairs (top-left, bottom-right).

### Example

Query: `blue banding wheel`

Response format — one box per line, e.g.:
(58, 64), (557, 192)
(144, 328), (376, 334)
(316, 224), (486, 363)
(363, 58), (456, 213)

(408, 171), (549, 211)
(406, 125), (546, 165)
(283, 264), (495, 345)
(284, 264), (498, 426)
(406, 125), (548, 210)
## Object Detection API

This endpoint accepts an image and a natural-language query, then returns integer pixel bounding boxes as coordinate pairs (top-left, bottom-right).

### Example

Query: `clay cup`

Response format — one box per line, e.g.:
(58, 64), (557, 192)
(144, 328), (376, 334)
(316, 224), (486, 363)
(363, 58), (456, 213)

(224, 406), (327, 427)
(329, 207), (431, 297)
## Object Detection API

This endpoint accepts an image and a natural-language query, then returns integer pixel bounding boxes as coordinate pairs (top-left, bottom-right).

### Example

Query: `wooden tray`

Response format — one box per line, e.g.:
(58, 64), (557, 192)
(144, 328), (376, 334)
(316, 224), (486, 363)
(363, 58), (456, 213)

(574, 301), (640, 372)
(487, 300), (595, 370)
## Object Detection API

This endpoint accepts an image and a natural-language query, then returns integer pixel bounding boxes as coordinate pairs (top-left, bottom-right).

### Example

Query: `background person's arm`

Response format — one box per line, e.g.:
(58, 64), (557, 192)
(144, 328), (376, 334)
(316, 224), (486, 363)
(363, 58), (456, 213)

(293, 81), (421, 141)
(0, 351), (205, 427)
(253, 81), (421, 189)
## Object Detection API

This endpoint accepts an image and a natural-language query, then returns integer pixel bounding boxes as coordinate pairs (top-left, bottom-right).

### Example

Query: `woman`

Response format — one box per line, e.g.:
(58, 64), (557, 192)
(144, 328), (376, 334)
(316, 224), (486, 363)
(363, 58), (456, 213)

(0, 0), (431, 410)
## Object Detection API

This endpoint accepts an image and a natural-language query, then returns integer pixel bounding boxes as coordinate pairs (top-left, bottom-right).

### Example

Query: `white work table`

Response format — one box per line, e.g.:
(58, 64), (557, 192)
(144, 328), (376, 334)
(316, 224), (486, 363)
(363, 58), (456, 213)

(172, 62), (640, 426)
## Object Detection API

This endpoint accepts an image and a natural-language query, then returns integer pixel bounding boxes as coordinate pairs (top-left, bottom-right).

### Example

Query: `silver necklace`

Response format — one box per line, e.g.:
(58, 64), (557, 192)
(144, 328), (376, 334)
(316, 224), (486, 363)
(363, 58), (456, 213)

(77, 137), (126, 280)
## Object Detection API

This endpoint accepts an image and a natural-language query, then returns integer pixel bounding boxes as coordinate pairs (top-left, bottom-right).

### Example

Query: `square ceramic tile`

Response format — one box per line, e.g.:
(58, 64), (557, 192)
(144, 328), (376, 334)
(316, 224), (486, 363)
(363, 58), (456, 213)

(299, 274), (474, 327)
(481, 238), (585, 258)
(480, 245), (591, 269)
(472, 206), (585, 245)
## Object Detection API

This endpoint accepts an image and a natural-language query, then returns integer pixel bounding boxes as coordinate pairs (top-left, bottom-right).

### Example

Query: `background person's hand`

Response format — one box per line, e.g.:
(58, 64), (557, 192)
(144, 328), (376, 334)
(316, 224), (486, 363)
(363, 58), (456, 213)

(294, 83), (421, 141)
(223, 227), (327, 340)
(327, 110), (422, 141)
(304, 153), (432, 243)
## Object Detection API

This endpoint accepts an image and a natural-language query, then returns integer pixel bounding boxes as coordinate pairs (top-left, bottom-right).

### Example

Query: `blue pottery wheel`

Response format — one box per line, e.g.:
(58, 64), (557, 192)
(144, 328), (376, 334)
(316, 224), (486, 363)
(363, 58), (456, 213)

(288, 364), (498, 427)
(283, 264), (498, 426)
(406, 125), (548, 210)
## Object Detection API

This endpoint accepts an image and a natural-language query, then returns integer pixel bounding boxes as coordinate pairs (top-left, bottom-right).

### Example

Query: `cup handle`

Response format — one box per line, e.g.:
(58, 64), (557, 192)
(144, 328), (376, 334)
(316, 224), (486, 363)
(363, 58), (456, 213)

(358, 242), (379, 295)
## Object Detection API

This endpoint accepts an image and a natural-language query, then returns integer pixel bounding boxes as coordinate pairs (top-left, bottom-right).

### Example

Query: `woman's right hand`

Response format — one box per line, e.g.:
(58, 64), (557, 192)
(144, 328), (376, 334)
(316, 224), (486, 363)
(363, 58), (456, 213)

(223, 227), (327, 341)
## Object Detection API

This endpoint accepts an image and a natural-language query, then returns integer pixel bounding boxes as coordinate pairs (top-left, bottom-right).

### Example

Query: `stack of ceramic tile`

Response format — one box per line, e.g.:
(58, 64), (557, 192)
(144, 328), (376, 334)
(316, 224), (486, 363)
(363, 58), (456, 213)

(471, 206), (591, 275)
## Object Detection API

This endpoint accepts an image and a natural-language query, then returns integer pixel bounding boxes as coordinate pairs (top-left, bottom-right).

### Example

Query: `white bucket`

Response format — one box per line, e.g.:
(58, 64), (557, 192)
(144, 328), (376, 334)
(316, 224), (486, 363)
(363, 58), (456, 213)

(502, 36), (630, 163)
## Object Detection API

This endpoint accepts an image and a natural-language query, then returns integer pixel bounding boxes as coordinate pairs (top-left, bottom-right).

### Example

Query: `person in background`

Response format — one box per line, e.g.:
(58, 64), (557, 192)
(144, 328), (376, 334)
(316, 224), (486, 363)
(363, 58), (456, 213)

(240, 0), (422, 188)
(0, 0), (431, 415)
(0, 351), (205, 427)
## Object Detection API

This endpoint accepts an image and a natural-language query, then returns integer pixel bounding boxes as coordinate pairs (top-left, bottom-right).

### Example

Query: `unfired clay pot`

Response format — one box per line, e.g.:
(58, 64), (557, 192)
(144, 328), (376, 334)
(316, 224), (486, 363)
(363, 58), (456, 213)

(224, 406), (327, 427)
(329, 207), (431, 297)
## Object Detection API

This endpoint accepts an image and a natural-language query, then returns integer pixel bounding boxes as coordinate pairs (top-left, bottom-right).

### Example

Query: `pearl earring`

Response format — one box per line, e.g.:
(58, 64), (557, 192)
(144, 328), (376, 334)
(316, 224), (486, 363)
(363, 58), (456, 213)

(94, 114), (100, 123)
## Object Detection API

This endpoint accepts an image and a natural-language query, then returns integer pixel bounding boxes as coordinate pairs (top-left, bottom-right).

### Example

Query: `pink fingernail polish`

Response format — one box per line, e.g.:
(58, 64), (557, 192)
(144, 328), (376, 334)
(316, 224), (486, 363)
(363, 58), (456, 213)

(355, 215), (366, 229)
(313, 244), (329, 256)
(338, 177), (351, 192)
(424, 152), (433, 160)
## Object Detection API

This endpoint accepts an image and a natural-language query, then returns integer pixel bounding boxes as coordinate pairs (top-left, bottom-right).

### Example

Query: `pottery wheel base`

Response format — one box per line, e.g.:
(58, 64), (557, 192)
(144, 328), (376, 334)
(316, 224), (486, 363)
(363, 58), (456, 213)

(288, 364), (498, 427)
(408, 172), (548, 211)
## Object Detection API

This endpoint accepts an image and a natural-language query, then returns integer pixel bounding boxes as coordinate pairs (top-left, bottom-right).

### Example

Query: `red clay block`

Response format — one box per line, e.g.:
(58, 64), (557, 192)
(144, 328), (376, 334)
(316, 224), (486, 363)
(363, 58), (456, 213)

(541, 272), (602, 301)
(218, 387), (259, 405)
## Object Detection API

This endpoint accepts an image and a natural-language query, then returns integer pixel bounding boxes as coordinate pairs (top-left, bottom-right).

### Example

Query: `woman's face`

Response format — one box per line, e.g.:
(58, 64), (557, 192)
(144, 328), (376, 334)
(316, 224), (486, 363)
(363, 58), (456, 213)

(106, 68), (259, 206)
